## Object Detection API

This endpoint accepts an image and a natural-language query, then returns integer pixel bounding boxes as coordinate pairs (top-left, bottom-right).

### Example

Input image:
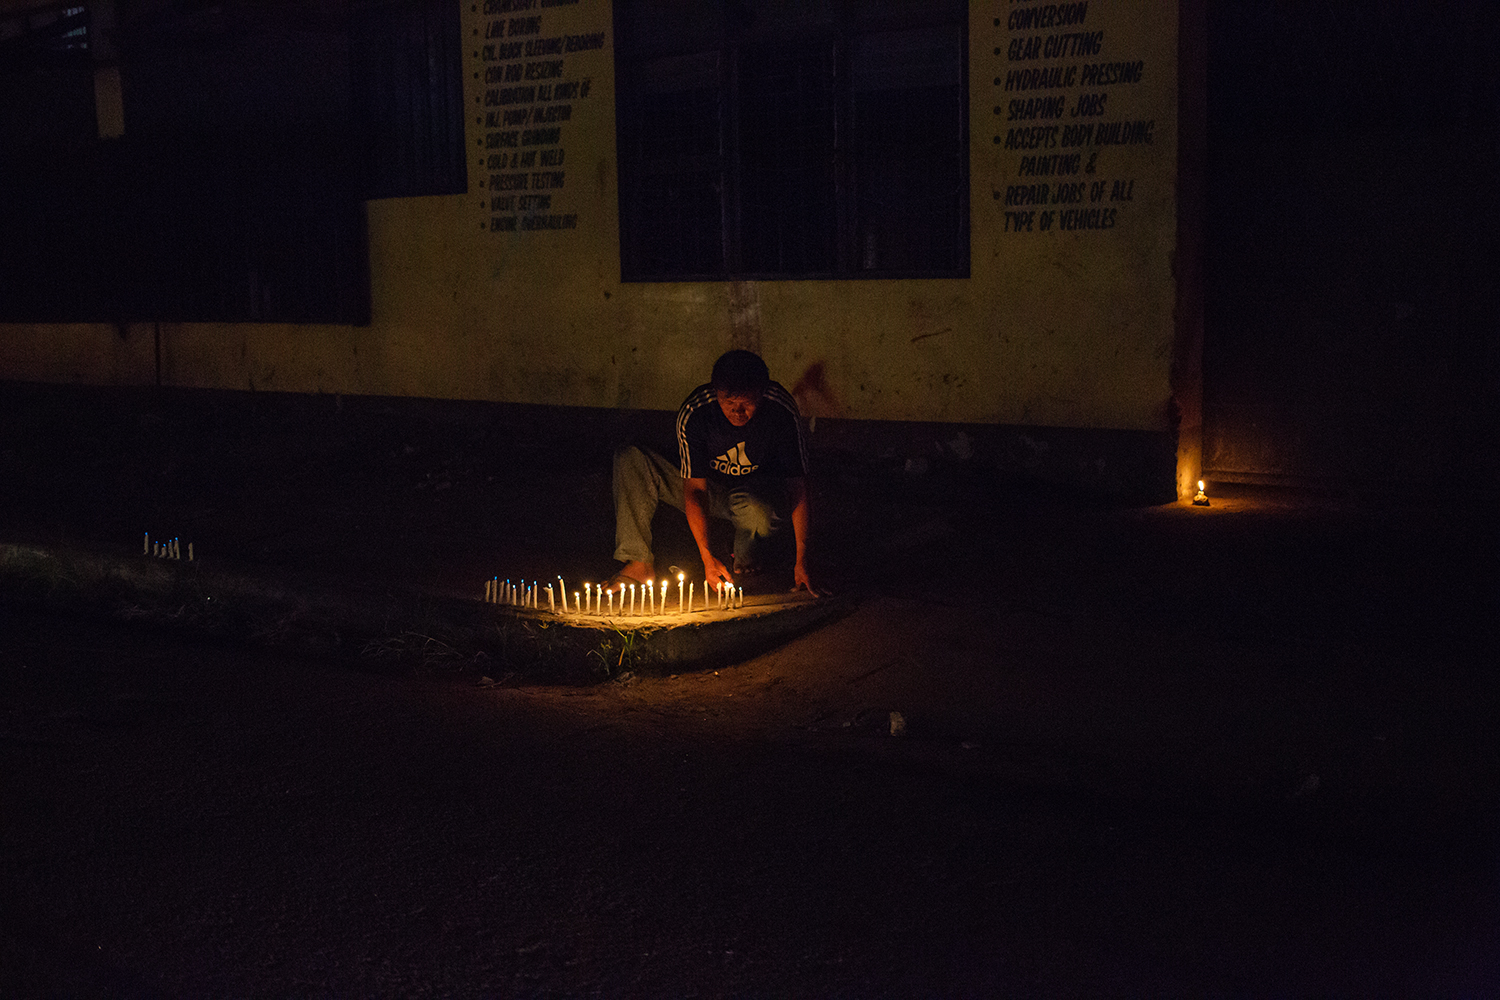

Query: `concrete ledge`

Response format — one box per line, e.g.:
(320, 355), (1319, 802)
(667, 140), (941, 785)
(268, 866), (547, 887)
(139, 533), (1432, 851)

(484, 591), (849, 675)
(0, 542), (851, 682)
(1, 380), (1179, 502)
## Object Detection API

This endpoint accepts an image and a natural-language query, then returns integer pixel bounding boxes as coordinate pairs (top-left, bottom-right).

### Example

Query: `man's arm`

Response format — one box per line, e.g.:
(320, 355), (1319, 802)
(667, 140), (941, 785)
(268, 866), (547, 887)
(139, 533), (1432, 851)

(788, 476), (815, 594)
(684, 477), (734, 587)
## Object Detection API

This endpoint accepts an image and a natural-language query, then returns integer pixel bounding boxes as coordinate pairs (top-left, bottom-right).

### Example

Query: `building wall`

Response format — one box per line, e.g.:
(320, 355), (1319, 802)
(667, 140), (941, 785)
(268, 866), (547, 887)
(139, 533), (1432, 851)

(0, 1), (1188, 490)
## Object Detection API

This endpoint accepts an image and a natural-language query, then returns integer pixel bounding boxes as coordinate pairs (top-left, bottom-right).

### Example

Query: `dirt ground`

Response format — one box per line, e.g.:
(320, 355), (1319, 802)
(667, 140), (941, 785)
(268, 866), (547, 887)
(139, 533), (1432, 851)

(2, 385), (1498, 996)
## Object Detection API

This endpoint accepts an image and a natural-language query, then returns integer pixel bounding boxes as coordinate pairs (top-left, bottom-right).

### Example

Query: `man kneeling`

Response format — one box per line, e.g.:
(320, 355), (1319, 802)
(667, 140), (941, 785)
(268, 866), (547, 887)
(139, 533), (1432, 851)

(611, 349), (815, 594)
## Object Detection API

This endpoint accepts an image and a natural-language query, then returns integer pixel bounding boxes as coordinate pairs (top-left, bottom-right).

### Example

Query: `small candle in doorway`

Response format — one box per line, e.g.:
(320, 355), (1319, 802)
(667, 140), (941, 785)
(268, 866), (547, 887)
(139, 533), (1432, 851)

(678, 573), (685, 613)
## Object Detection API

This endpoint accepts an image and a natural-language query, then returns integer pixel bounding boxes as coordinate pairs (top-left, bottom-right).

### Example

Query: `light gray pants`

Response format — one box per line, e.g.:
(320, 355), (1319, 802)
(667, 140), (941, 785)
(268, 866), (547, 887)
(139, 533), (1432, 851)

(612, 445), (783, 567)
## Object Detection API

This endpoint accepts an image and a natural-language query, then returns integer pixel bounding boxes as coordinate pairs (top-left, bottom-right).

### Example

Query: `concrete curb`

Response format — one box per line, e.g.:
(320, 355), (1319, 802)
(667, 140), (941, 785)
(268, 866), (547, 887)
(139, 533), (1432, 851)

(0, 543), (851, 681)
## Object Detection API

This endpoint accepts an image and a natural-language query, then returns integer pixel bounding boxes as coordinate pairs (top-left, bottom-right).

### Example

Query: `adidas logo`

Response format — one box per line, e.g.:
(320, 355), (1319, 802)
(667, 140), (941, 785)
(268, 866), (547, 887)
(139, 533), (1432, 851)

(712, 442), (758, 476)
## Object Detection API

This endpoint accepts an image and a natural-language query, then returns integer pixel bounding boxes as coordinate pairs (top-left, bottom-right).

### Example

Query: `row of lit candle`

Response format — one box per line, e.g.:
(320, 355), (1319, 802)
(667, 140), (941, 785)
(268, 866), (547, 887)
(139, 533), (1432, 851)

(143, 532), (193, 561)
(482, 572), (745, 614)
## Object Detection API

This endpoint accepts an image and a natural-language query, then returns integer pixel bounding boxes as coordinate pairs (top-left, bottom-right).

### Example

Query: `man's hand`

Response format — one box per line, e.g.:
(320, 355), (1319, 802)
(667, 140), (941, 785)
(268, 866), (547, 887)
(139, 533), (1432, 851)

(791, 560), (818, 596)
(703, 554), (734, 589)
(788, 477), (817, 595)
(684, 477), (734, 590)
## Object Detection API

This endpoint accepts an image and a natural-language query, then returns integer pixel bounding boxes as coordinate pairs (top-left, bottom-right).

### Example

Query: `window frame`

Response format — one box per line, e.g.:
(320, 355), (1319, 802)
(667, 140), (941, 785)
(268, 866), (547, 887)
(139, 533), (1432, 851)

(613, 1), (969, 283)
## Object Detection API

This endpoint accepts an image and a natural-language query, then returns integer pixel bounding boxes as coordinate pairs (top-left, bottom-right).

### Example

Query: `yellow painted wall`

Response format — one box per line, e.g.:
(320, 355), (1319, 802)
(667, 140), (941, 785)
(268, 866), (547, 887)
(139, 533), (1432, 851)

(0, 1), (1180, 436)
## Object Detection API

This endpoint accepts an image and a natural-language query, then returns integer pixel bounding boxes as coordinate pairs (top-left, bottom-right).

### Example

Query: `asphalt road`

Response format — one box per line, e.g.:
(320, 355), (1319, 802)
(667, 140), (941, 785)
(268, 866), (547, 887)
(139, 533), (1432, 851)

(3, 386), (1498, 996)
(4, 596), (1497, 998)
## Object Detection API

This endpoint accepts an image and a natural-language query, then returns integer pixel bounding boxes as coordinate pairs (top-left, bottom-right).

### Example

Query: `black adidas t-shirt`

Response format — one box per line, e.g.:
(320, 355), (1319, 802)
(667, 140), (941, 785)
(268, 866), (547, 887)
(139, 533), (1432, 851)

(676, 381), (808, 487)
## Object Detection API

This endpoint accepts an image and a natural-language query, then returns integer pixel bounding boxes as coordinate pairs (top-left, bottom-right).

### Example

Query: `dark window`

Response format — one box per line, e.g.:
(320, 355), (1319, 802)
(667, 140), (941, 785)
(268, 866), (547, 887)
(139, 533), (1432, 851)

(351, 0), (468, 200)
(0, 4), (99, 321)
(0, 0), (465, 324)
(0, 4), (89, 57)
(614, 0), (968, 281)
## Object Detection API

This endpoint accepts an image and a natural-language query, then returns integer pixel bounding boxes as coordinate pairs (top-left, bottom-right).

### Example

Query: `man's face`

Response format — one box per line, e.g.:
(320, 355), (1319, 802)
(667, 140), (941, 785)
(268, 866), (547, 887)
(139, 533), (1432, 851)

(715, 389), (761, 427)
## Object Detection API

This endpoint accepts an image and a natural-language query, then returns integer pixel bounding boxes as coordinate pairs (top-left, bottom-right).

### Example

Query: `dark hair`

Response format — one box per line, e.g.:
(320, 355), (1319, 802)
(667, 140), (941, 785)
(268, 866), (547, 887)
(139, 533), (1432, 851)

(711, 349), (771, 394)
